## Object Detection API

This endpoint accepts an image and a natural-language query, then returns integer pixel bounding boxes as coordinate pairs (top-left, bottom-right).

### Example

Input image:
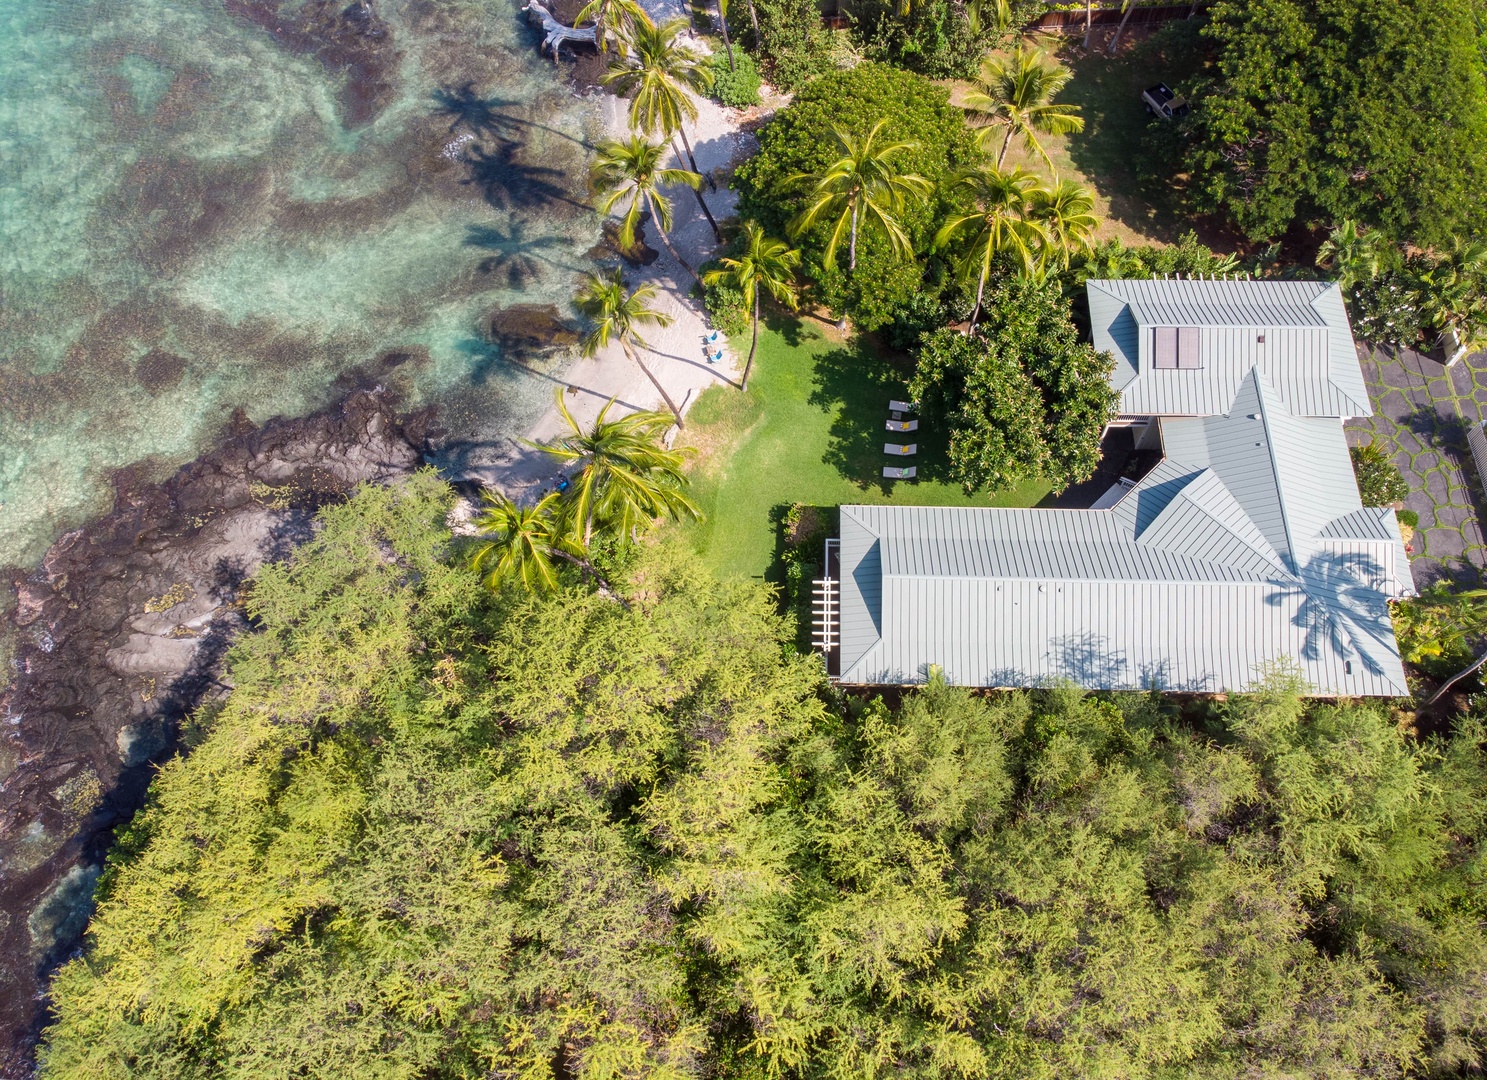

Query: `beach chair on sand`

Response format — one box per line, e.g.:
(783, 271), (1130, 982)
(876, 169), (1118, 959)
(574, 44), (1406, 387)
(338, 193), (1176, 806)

(884, 443), (918, 456)
(883, 466), (917, 480)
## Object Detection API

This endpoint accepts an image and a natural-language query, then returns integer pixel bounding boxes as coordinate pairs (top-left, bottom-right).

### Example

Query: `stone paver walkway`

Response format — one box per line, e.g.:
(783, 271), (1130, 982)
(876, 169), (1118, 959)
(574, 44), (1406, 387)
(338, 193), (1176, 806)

(1346, 346), (1487, 587)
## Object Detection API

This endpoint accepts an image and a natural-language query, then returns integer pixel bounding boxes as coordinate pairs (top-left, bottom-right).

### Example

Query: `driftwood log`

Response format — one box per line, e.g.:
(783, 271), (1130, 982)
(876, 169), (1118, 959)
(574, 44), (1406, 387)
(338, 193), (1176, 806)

(522, 0), (597, 61)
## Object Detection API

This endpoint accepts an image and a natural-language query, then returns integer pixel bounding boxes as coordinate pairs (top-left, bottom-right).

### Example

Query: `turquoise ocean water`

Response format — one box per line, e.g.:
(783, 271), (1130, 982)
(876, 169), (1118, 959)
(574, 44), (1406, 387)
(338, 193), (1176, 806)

(0, 0), (604, 567)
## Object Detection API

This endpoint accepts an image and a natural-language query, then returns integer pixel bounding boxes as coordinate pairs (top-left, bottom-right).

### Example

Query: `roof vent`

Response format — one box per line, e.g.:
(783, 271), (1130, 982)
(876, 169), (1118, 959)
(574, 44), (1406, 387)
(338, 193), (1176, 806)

(1345, 660), (1353, 675)
(1257, 332), (1266, 343)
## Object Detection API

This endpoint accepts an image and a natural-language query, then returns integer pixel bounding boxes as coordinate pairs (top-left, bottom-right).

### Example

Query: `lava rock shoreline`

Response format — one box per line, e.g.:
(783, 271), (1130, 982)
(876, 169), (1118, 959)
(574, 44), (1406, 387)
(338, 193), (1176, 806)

(0, 389), (433, 1076)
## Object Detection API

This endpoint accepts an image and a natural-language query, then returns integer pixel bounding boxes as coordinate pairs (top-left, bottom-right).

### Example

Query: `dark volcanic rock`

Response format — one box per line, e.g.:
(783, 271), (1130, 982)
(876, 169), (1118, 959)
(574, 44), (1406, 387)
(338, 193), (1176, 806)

(485, 303), (582, 362)
(223, 0), (399, 128)
(0, 389), (431, 1076)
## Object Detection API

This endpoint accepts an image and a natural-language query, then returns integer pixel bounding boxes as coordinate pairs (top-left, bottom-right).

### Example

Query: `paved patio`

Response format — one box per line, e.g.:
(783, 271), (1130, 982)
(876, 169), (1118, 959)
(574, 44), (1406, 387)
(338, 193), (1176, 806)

(1345, 346), (1487, 587)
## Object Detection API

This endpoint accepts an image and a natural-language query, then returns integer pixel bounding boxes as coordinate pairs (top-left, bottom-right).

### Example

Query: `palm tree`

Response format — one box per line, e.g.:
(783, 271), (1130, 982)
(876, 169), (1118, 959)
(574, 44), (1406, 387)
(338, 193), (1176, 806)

(716, 0), (736, 70)
(934, 164), (1045, 330)
(575, 269), (685, 429)
(1028, 177), (1098, 272)
(1316, 220), (1384, 290)
(960, 46), (1084, 171)
(601, 17), (723, 236)
(574, 0), (652, 52)
(1106, 0), (1136, 55)
(470, 490), (566, 592)
(592, 136), (703, 279)
(540, 394), (700, 546)
(788, 121), (932, 272)
(702, 222), (800, 390)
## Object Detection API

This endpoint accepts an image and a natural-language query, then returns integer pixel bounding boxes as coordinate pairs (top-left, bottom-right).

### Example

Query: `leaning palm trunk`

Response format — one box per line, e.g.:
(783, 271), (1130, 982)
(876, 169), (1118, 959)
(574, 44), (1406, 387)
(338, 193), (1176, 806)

(746, 0), (759, 40)
(644, 192), (699, 280)
(848, 201), (859, 270)
(1107, 3), (1135, 53)
(743, 292), (761, 390)
(671, 136), (721, 236)
(969, 265), (989, 334)
(624, 341), (685, 428)
(676, 125), (719, 198)
(1426, 647), (1487, 705)
(717, 0), (736, 70)
(997, 127), (1014, 169)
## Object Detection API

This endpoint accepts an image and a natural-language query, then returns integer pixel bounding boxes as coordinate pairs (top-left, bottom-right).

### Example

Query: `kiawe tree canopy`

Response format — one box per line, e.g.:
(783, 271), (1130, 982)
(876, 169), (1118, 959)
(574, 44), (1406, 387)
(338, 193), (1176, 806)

(36, 477), (1487, 1079)
(1183, 0), (1487, 246)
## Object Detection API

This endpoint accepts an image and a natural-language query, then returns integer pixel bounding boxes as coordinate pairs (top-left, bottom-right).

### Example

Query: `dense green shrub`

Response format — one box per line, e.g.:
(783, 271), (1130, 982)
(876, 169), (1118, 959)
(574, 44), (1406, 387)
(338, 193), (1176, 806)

(35, 477), (1487, 1077)
(734, 63), (977, 330)
(751, 0), (835, 89)
(708, 48), (761, 106)
(1182, 0), (1487, 245)
(698, 257), (750, 336)
(1351, 441), (1409, 506)
(1397, 509), (1419, 529)
(909, 278), (1119, 493)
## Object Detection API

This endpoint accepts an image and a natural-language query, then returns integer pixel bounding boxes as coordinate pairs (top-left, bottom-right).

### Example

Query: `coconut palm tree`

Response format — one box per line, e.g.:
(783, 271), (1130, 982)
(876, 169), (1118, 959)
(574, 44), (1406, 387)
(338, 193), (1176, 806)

(602, 17), (723, 235)
(1027, 177), (1098, 272)
(540, 393), (700, 546)
(574, 0), (652, 52)
(1106, 0), (1136, 54)
(1316, 220), (1384, 291)
(470, 489), (567, 592)
(934, 164), (1045, 330)
(960, 46), (1084, 171)
(788, 121), (932, 272)
(702, 222), (800, 390)
(575, 269), (686, 429)
(592, 136), (703, 279)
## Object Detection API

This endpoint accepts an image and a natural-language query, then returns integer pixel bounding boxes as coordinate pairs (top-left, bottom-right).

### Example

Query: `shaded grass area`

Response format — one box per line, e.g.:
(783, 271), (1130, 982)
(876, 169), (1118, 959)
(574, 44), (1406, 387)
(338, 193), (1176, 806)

(678, 316), (1050, 580)
(956, 23), (1226, 250)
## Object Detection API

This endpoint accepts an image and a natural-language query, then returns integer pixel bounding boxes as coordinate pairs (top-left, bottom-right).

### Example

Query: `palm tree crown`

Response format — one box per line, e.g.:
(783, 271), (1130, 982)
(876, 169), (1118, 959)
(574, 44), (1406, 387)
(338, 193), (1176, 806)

(540, 395), (700, 545)
(960, 46), (1084, 171)
(601, 18), (711, 140)
(574, 269), (686, 427)
(591, 136), (702, 275)
(934, 164), (1046, 330)
(788, 120), (933, 271)
(702, 221), (800, 390)
(574, 0), (652, 52)
(470, 490), (567, 592)
(1316, 220), (1384, 291)
(1027, 178), (1098, 272)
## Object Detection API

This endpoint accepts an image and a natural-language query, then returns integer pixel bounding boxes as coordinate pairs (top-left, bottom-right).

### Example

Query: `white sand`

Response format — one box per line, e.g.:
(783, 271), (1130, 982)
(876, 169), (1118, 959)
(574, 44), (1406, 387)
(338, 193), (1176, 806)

(479, 27), (770, 504)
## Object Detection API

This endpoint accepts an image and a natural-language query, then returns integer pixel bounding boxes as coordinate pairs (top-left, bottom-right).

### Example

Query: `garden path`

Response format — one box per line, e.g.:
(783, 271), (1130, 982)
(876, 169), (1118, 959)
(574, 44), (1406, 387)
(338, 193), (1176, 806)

(1345, 346), (1487, 587)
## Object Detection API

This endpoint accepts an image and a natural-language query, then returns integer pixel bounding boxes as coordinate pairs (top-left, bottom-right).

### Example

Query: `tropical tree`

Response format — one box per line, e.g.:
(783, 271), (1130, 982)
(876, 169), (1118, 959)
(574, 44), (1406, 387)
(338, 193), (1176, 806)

(1028, 177), (1098, 271)
(591, 136), (703, 278)
(1416, 239), (1487, 349)
(1316, 220), (1385, 290)
(575, 269), (686, 428)
(959, 45), (1084, 170)
(788, 120), (932, 271)
(933, 164), (1044, 329)
(574, 0), (652, 52)
(1106, 0), (1136, 54)
(702, 222), (800, 390)
(602, 17), (723, 238)
(470, 490), (567, 592)
(539, 394), (700, 546)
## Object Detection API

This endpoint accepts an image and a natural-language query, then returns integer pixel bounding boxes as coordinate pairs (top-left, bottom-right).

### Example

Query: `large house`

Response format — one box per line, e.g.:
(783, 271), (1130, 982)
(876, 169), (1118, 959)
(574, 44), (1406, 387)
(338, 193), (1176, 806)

(827, 279), (1415, 696)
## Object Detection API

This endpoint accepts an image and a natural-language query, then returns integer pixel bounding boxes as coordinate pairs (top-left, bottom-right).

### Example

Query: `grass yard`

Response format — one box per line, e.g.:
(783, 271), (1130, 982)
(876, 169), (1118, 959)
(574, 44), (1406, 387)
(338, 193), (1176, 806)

(676, 317), (1050, 579)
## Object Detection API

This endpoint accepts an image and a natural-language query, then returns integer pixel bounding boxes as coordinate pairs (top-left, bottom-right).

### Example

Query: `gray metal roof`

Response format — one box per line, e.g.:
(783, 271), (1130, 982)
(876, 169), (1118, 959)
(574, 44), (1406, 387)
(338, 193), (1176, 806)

(1087, 279), (1372, 419)
(837, 369), (1413, 696)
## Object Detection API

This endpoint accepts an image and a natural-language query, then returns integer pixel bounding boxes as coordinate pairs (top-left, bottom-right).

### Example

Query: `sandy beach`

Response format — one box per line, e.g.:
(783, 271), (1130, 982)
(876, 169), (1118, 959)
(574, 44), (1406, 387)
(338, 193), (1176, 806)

(479, 29), (774, 503)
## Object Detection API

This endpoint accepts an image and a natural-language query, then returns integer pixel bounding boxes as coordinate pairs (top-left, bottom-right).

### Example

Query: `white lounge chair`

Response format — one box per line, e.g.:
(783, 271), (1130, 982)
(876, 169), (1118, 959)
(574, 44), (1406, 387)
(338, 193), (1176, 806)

(889, 399), (917, 413)
(884, 443), (918, 456)
(886, 419), (919, 433)
(883, 466), (917, 480)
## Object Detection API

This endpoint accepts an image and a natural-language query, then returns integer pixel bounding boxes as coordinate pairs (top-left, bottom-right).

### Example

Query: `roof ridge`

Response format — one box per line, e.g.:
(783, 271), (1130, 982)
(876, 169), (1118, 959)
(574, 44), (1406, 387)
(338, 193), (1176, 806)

(1136, 467), (1292, 577)
(1251, 369), (1302, 573)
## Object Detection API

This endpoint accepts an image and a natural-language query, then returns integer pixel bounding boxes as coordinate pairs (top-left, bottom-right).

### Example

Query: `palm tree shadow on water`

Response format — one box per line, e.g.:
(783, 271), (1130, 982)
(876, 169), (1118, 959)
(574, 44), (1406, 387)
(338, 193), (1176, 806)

(464, 222), (583, 288)
(461, 139), (591, 214)
(804, 331), (956, 492)
(432, 83), (595, 149)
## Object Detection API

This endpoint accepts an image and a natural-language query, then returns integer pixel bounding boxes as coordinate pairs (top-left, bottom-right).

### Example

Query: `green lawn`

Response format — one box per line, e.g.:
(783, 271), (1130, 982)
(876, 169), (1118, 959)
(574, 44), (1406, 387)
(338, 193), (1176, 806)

(677, 317), (1050, 579)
